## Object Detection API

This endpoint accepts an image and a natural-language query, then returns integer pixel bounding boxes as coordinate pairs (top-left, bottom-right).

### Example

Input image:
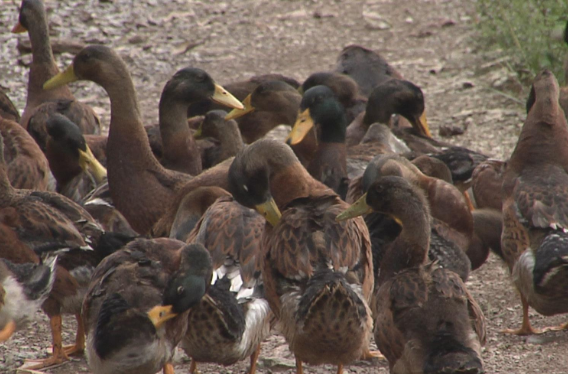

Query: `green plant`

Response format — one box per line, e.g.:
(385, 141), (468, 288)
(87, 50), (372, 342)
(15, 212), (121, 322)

(476, 0), (568, 83)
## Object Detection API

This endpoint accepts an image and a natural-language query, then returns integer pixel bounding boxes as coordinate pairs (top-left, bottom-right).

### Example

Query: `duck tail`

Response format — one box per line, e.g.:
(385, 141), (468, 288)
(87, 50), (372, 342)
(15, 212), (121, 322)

(533, 230), (568, 293)
(424, 332), (483, 374)
(297, 269), (370, 331)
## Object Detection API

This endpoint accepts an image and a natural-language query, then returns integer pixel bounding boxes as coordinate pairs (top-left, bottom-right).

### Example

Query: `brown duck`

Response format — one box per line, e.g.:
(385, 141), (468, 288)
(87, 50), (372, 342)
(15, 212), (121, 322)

(337, 175), (486, 374)
(82, 240), (213, 374)
(12, 0), (100, 150)
(181, 190), (271, 374)
(501, 69), (568, 335)
(228, 139), (378, 374)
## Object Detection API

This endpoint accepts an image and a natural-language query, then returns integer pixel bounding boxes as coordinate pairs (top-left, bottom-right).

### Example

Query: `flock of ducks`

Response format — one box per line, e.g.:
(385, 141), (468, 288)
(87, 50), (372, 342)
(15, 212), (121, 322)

(1, 1), (568, 374)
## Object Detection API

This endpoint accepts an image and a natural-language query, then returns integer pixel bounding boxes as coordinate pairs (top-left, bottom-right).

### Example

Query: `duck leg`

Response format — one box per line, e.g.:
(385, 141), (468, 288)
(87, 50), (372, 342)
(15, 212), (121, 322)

(163, 362), (175, 374)
(62, 313), (85, 356)
(296, 357), (304, 374)
(248, 343), (261, 374)
(543, 321), (568, 333)
(0, 319), (16, 341)
(336, 364), (344, 374)
(189, 359), (200, 374)
(501, 295), (543, 335)
(19, 314), (70, 370)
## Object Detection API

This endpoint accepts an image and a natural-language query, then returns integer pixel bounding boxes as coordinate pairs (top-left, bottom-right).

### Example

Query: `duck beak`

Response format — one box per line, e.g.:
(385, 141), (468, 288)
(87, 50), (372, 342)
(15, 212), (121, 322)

(336, 193), (373, 221)
(147, 305), (177, 329)
(43, 65), (78, 90)
(78, 146), (107, 183)
(412, 111), (432, 138)
(286, 109), (313, 145)
(211, 84), (244, 110)
(11, 22), (27, 33)
(193, 125), (203, 139)
(225, 94), (253, 120)
(255, 198), (282, 227)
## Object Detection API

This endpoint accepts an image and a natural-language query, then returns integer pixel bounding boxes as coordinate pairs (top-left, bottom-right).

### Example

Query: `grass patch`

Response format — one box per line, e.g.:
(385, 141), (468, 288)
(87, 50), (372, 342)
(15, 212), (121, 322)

(476, 0), (568, 83)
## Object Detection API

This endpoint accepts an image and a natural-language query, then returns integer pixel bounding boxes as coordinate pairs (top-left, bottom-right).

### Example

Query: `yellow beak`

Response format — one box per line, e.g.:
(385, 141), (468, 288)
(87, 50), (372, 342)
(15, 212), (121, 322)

(43, 65), (78, 90)
(255, 198), (282, 227)
(286, 109), (313, 145)
(413, 111), (432, 138)
(211, 84), (244, 110)
(11, 22), (27, 34)
(147, 305), (177, 329)
(335, 193), (373, 221)
(193, 125), (203, 139)
(225, 94), (254, 120)
(78, 146), (107, 183)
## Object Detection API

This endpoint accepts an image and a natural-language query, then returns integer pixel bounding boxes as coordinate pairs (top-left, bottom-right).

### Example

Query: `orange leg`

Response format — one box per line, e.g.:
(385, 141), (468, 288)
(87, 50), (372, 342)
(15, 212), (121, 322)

(0, 320), (16, 342)
(336, 363), (344, 374)
(543, 321), (568, 333)
(163, 362), (175, 374)
(248, 344), (261, 374)
(63, 313), (85, 356)
(20, 315), (70, 370)
(189, 359), (199, 374)
(501, 295), (543, 335)
(296, 357), (303, 374)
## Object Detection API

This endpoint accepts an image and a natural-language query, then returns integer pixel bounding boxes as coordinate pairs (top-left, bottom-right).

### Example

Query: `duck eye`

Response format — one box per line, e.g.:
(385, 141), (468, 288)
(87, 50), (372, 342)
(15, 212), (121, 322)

(177, 285), (184, 294)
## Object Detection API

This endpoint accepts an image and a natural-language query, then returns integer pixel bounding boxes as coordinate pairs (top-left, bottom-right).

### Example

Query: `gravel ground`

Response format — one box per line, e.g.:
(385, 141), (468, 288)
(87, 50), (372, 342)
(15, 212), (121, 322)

(0, 0), (567, 373)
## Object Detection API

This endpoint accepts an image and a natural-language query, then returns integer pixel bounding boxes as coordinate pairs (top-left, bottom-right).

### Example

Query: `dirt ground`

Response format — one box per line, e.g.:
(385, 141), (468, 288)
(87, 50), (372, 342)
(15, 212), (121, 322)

(1, 0), (568, 373)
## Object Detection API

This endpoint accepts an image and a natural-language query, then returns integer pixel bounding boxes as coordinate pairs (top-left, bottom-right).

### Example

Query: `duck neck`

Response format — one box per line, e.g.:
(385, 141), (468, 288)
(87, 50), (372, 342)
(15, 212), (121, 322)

(379, 205), (430, 284)
(158, 99), (201, 175)
(103, 64), (160, 171)
(268, 153), (313, 208)
(44, 146), (82, 187)
(215, 122), (244, 161)
(25, 9), (72, 107)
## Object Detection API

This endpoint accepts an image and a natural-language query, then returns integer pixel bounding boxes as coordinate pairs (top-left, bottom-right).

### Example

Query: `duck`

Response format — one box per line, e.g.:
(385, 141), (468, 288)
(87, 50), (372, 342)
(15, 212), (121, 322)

(82, 239), (213, 374)
(0, 129), (135, 369)
(45, 113), (107, 203)
(225, 80), (302, 143)
(0, 116), (51, 190)
(43, 45), (243, 234)
(180, 191), (271, 374)
(333, 44), (403, 98)
(0, 256), (57, 342)
(194, 110), (245, 170)
(501, 69), (568, 335)
(300, 72), (367, 123)
(346, 154), (473, 281)
(187, 73), (300, 118)
(158, 67), (234, 175)
(228, 139), (377, 374)
(337, 175), (486, 374)
(12, 0), (100, 150)
(346, 79), (432, 147)
(288, 85), (349, 199)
